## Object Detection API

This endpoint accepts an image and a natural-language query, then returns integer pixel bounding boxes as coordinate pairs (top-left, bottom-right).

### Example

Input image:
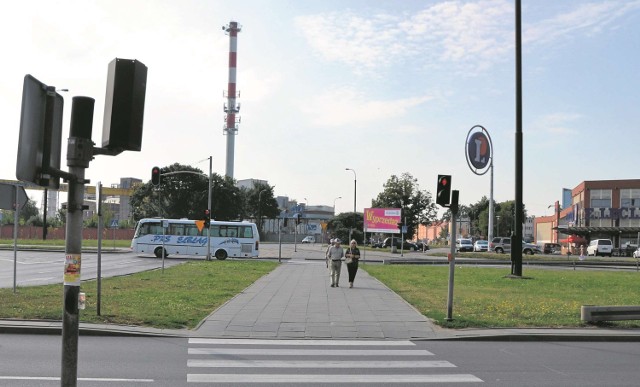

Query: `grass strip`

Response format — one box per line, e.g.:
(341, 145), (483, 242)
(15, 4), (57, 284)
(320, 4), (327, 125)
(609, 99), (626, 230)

(1, 260), (278, 329)
(363, 265), (640, 328)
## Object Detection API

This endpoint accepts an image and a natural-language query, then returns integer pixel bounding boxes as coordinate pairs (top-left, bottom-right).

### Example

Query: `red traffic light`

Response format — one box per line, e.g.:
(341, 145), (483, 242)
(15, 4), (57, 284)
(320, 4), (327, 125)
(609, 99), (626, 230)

(436, 174), (452, 206)
(151, 166), (161, 186)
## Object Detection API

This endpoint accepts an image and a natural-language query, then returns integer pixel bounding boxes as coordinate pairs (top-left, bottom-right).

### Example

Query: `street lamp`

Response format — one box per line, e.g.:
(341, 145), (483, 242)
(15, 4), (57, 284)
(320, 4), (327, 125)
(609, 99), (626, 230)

(345, 168), (357, 241)
(333, 196), (342, 215)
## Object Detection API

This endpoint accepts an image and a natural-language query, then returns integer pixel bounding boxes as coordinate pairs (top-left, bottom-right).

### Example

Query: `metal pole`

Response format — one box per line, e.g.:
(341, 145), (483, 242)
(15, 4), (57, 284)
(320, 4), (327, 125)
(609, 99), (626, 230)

(207, 156), (212, 261)
(43, 188), (48, 240)
(278, 218), (282, 263)
(62, 96), (95, 387)
(446, 210), (457, 321)
(96, 182), (102, 316)
(13, 185), (19, 294)
(511, 0), (523, 277)
(488, 163), (494, 242)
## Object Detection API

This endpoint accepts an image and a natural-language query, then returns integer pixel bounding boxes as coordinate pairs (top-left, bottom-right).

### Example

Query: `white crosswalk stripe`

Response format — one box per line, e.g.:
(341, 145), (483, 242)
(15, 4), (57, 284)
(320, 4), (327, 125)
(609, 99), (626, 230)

(187, 338), (483, 384)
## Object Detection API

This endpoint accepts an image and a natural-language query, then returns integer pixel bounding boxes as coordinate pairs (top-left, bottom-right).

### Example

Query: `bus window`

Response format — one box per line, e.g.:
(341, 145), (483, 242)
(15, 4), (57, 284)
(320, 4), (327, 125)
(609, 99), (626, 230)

(210, 225), (220, 237)
(185, 225), (201, 236)
(170, 224), (186, 236)
(138, 222), (162, 236)
(240, 226), (253, 238)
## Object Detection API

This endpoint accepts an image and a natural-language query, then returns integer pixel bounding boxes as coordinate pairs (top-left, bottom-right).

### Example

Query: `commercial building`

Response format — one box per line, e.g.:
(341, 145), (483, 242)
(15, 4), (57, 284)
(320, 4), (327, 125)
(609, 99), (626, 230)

(534, 179), (640, 250)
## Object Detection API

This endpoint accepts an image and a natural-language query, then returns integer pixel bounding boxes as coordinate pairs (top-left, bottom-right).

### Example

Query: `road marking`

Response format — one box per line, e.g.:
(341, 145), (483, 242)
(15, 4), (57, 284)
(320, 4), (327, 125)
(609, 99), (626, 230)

(189, 348), (433, 356)
(0, 376), (154, 383)
(189, 338), (415, 346)
(187, 373), (482, 383)
(188, 359), (455, 368)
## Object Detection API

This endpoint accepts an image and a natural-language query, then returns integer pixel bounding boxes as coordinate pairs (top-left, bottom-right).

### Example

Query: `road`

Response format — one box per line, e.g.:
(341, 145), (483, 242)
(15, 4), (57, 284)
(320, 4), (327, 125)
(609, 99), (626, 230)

(0, 249), (186, 289)
(2, 334), (640, 386)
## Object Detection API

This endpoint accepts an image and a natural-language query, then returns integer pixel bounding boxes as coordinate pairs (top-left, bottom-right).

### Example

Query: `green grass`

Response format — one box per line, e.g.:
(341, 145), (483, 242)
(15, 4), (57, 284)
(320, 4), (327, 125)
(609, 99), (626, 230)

(0, 239), (131, 248)
(363, 265), (640, 328)
(1, 260), (278, 329)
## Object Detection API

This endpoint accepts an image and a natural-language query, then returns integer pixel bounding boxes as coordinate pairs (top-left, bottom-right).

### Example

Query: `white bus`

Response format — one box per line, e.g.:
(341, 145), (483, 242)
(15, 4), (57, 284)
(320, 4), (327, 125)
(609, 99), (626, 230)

(131, 218), (259, 260)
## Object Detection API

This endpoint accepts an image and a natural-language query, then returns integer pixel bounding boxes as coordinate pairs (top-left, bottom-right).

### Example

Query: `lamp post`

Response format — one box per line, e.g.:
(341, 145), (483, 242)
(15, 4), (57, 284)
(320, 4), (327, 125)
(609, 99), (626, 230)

(345, 168), (356, 241)
(496, 215), (501, 237)
(333, 196), (342, 215)
(258, 189), (266, 238)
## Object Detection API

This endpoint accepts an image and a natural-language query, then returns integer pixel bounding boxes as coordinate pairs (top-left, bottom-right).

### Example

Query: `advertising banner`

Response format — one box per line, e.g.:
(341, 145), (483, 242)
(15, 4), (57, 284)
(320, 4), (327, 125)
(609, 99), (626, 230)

(364, 208), (401, 233)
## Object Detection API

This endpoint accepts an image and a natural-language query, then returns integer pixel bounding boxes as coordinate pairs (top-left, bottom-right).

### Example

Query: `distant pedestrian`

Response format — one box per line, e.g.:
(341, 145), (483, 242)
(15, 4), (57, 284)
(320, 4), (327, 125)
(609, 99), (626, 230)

(345, 239), (361, 288)
(327, 238), (344, 287)
(325, 238), (335, 269)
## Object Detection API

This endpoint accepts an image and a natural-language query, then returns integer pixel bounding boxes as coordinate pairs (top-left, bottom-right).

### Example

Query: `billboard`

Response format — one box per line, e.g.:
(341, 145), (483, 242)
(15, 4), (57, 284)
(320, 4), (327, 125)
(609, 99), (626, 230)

(364, 208), (401, 234)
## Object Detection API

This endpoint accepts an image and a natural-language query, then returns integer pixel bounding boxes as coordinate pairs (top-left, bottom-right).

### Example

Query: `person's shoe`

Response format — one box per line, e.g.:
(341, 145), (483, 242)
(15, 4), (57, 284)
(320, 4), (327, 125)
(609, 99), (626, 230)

(330, 284), (335, 287)
(336, 284), (339, 287)
(349, 283), (353, 288)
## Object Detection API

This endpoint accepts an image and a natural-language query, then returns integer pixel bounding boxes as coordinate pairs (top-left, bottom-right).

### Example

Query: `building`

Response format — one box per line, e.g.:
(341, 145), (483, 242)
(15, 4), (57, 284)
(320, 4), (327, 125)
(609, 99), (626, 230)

(534, 179), (640, 249)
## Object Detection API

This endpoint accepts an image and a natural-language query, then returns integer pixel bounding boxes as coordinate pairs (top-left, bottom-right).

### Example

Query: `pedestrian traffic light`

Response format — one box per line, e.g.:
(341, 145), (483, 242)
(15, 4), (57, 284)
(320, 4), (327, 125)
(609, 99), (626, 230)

(397, 222), (403, 230)
(436, 174), (451, 206)
(295, 213), (301, 225)
(203, 209), (211, 228)
(151, 166), (161, 186)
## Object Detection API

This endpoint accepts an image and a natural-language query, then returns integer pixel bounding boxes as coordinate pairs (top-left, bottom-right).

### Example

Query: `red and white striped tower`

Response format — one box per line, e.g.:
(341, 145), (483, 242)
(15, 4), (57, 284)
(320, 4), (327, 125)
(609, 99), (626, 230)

(223, 20), (241, 178)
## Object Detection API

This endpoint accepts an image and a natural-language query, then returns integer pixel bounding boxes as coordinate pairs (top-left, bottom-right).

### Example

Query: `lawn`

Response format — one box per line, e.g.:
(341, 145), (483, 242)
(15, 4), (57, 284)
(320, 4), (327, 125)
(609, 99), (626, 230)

(1, 260), (278, 329)
(363, 265), (640, 328)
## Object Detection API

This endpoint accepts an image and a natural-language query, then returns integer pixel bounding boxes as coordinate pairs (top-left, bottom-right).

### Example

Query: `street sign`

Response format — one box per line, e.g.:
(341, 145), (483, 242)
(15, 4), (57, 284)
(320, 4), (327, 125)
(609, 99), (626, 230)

(0, 183), (28, 211)
(109, 219), (119, 228)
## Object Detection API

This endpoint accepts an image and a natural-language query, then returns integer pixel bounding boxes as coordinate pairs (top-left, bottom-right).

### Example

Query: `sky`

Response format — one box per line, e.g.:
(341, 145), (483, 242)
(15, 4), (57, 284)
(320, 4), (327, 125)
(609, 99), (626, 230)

(1, 0), (639, 218)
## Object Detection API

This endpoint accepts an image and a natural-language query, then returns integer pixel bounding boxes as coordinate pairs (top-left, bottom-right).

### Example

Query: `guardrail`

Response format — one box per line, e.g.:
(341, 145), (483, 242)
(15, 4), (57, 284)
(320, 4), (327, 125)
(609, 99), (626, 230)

(581, 305), (640, 322)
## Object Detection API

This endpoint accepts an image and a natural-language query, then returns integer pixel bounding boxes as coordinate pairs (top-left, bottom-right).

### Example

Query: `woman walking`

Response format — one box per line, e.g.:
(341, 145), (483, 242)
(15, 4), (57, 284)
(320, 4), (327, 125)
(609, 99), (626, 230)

(345, 239), (361, 288)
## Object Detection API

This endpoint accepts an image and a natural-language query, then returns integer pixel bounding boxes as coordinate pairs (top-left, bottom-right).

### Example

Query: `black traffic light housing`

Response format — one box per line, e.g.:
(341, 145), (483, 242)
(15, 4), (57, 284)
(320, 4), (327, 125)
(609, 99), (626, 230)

(203, 209), (211, 228)
(295, 213), (301, 225)
(151, 166), (161, 186)
(436, 174), (451, 206)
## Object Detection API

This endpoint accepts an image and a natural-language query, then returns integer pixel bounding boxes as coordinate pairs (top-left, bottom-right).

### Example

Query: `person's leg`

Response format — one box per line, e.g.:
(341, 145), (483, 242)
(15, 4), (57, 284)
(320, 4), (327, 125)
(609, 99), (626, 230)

(335, 261), (342, 286)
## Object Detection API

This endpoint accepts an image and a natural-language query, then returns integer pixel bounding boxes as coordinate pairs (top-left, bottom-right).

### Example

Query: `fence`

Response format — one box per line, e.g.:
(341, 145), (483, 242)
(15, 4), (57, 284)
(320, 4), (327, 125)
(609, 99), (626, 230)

(0, 225), (135, 240)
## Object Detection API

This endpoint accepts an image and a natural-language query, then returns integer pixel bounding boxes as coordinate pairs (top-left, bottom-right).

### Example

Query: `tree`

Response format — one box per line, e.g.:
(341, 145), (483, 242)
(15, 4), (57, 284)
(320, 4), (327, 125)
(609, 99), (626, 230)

(327, 212), (363, 244)
(1, 199), (40, 225)
(130, 163), (243, 221)
(243, 182), (279, 239)
(371, 172), (438, 239)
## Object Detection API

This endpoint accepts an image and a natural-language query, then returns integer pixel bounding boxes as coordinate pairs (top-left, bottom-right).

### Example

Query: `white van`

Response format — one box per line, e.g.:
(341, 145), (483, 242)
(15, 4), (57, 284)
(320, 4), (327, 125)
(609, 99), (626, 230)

(587, 239), (613, 257)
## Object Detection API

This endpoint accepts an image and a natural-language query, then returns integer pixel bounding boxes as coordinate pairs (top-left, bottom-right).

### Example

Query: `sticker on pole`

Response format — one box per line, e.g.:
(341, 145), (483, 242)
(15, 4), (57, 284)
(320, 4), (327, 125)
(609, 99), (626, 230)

(64, 254), (81, 286)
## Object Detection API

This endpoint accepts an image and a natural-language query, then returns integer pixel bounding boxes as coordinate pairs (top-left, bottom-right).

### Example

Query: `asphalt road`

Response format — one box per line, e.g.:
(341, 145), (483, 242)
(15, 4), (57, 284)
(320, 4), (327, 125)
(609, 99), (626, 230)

(2, 334), (640, 386)
(0, 249), (186, 289)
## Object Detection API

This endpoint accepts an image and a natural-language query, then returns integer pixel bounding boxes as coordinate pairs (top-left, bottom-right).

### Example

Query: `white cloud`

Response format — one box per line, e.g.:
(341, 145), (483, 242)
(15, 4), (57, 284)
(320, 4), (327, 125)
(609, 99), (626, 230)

(296, 0), (514, 76)
(525, 1), (640, 46)
(533, 112), (583, 135)
(298, 87), (432, 127)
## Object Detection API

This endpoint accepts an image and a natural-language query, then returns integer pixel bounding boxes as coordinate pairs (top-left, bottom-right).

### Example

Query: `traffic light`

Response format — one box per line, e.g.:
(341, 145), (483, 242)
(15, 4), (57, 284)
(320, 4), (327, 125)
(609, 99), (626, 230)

(151, 166), (161, 186)
(436, 174), (451, 206)
(295, 213), (301, 225)
(397, 222), (403, 230)
(203, 209), (211, 228)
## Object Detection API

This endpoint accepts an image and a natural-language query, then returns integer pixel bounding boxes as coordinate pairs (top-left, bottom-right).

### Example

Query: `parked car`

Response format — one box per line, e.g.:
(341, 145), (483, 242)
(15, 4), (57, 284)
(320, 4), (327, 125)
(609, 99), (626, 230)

(634, 247), (640, 259)
(382, 237), (418, 251)
(542, 243), (561, 254)
(473, 240), (488, 252)
(301, 236), (315, 244)
(490, 237), (541, 255)
(456, 238), (474, 252)
(587, 239), (613, 257)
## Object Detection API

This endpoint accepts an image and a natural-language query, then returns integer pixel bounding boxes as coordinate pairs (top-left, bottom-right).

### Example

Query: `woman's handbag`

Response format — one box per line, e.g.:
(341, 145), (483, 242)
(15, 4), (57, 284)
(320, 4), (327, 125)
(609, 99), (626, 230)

(345, 248), (353, 264)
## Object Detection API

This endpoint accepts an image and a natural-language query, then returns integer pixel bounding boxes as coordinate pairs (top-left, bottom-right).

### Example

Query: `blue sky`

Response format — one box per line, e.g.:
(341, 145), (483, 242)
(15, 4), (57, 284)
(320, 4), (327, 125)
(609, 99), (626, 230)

(1, 0), (639, 218)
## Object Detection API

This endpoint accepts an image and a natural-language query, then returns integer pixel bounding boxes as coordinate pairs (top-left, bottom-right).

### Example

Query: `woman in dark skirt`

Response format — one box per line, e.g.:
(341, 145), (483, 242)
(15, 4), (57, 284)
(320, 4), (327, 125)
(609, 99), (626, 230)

(345, 240), (361, 288)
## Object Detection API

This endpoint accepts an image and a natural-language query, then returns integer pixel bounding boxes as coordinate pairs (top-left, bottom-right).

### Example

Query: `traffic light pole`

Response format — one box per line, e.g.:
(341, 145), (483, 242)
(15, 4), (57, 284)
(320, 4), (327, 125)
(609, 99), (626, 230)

(446, 190), (459, 322)
(62, 97), (95, 387)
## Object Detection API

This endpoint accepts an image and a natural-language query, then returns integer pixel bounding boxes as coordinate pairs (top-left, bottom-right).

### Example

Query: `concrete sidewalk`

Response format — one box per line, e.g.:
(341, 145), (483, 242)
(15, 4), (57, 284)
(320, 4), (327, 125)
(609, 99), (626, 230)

(2, 246), (640, 341)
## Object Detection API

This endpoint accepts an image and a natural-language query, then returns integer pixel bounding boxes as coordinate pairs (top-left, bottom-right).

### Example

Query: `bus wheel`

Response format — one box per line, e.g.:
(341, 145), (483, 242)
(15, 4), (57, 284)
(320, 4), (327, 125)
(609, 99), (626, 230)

(154, 247), (168, 258)
(215, 249), (228, 260)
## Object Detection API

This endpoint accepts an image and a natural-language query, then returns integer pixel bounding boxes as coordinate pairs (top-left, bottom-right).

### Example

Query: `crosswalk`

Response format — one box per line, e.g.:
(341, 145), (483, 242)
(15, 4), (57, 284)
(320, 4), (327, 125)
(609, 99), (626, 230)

(187, 338), (482, 384)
